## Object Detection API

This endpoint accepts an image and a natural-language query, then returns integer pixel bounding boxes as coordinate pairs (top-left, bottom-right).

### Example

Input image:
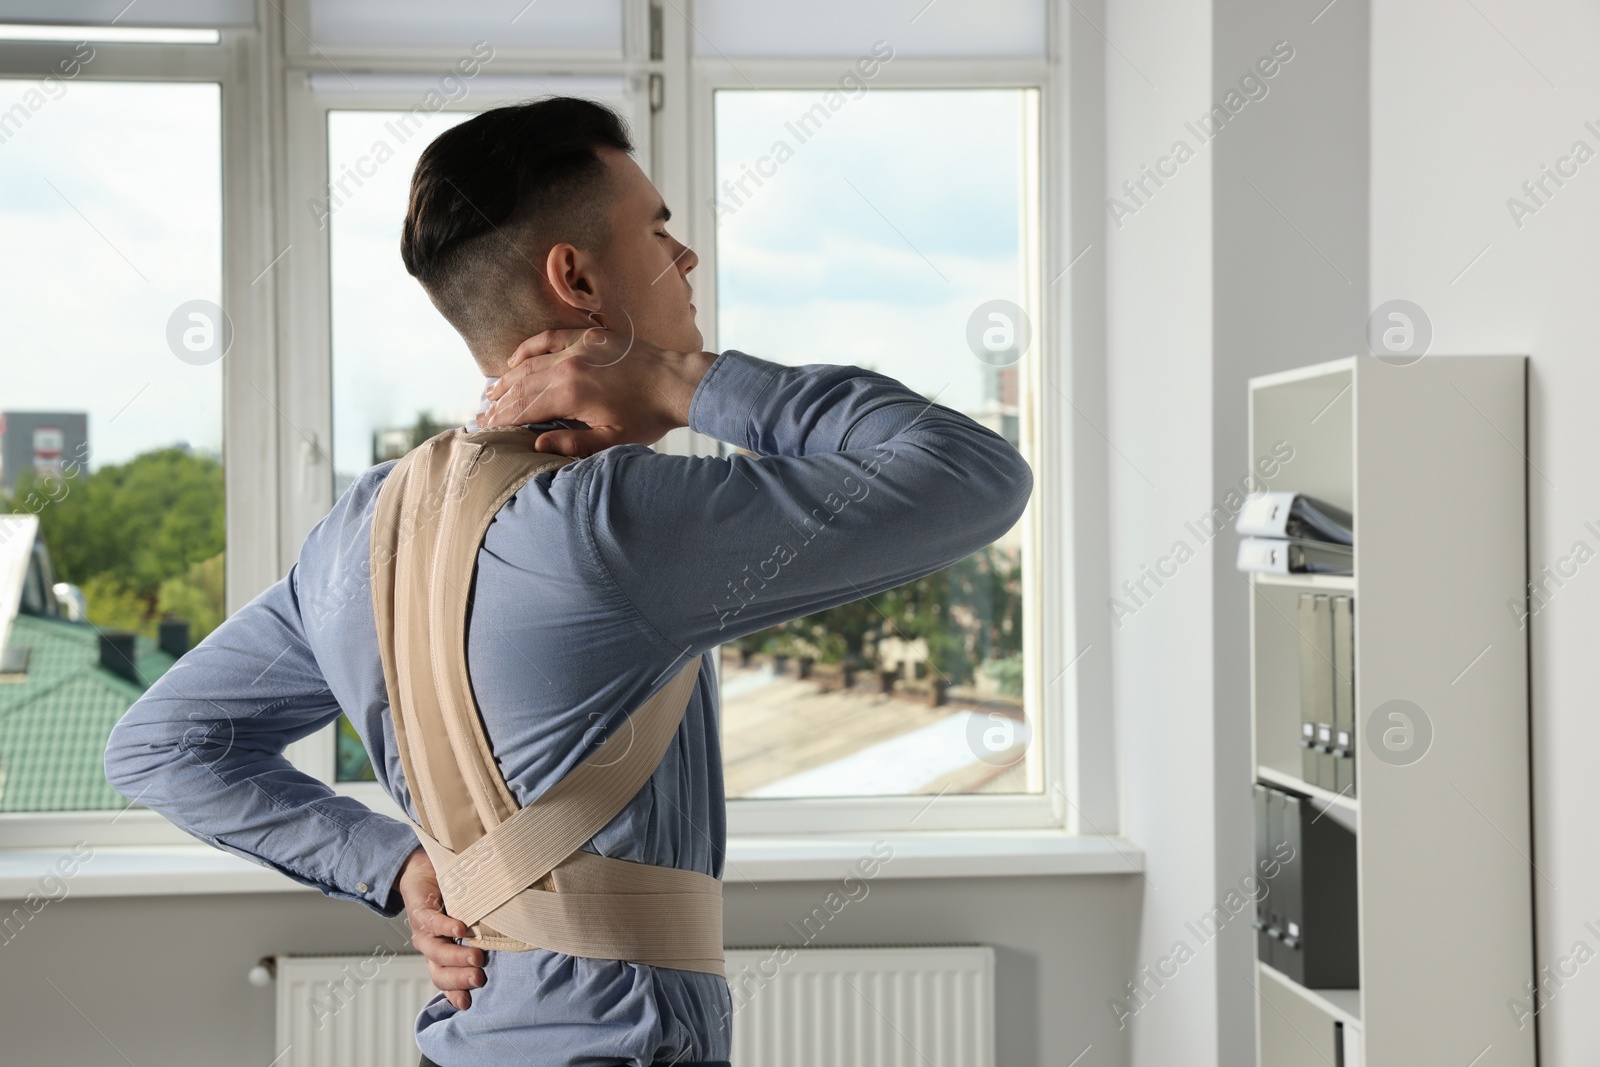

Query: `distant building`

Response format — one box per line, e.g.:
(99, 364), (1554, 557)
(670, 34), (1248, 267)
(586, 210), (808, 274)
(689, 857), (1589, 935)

(332, 424), (427, 502)
(971, 365), (1020, 448)
(967, 365), (1026, 552)
(372, 426), (413, 463)
(0, 411), (88, 493)
(340, 411), (468, 501)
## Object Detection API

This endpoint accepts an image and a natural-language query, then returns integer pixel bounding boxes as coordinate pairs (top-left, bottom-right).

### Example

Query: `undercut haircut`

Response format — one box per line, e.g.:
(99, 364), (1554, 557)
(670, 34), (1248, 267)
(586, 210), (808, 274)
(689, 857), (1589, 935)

(401, 97), (633, 360)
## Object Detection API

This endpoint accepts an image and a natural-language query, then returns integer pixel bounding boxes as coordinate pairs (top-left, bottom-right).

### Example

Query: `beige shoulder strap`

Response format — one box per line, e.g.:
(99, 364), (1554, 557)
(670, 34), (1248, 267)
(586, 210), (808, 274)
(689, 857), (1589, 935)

(370, 427), (723, 975)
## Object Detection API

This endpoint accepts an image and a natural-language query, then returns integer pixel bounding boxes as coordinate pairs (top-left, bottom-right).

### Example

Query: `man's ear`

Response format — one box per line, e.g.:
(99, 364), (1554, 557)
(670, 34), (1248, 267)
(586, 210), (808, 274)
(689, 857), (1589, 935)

(543, 242), (602, 316)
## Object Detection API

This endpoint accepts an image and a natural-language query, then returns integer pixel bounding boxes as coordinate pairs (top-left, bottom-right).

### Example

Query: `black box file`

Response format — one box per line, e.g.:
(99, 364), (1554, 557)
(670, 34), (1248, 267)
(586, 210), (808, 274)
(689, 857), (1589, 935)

(1252, 780), (1359, 988)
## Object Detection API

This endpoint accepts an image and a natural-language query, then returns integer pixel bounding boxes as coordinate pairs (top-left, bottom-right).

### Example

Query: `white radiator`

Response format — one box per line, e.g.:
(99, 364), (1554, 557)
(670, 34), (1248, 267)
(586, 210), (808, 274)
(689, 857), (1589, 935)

(725, 945), (995, 1067)
(273, 945), (995, 1067)
(273, 952), (435, 1067)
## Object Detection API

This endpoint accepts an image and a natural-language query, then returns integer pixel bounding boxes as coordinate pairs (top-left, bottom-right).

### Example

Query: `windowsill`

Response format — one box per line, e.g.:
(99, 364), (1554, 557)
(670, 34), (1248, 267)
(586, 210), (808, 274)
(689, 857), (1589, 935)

(725, 830), (1144, 882)
(0, 830), (1143, 901)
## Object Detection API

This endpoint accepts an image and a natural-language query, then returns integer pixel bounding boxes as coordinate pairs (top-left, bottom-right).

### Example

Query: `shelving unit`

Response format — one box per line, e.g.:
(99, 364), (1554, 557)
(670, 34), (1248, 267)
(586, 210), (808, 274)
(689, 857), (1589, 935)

(1247, 356), (1535, 1066)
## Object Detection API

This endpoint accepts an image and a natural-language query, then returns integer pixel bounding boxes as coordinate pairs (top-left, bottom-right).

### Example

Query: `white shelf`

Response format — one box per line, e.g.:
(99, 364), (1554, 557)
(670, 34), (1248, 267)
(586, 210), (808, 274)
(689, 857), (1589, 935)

(1256, 765), (1358, 822)
(1259, 961), (1361, 1029)
(1247, 356), (1355, 391)
(1250, 571), (1354, 593)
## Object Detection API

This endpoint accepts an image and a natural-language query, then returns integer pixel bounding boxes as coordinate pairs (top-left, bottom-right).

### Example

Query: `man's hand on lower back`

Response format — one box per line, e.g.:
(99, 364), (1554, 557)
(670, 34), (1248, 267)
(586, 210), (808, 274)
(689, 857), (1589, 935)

(480, 327), (716, 456)
(397, 847), (485, 1011)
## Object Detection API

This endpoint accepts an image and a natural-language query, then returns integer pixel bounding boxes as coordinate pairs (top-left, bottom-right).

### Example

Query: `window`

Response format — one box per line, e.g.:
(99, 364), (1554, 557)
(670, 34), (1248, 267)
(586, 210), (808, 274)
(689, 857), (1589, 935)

(294, 12), (1060, 831)
(710, 87), (1041, 802)
(0, 3), (1080, 848)
(0, 78), (223, 812)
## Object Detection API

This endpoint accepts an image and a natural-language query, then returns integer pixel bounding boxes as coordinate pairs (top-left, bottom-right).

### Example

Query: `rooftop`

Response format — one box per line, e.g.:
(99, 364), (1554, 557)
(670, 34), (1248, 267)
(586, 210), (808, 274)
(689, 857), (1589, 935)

(0, 613), (173, 812)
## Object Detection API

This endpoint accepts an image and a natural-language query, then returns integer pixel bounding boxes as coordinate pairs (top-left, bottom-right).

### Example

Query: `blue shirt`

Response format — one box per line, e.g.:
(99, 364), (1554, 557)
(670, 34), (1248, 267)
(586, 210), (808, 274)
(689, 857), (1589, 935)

(104, 350), (1033, 1066)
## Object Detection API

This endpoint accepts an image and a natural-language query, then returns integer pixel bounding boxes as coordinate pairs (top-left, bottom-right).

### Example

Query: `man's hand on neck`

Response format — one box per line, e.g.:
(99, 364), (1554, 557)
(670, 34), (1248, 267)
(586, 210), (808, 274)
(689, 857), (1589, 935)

(479, 327), (715, 457)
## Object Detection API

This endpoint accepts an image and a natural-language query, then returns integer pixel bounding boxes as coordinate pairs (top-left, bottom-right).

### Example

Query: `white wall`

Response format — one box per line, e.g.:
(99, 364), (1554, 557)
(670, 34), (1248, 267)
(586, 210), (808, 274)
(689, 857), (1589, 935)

(1107, 0), (1583, 1062)
(1099, 0), (1220, 1063)
(0, 877), (1140, 1066)
(1369, 1), (1600, 1060)
(1100, 1), (1372, 1064)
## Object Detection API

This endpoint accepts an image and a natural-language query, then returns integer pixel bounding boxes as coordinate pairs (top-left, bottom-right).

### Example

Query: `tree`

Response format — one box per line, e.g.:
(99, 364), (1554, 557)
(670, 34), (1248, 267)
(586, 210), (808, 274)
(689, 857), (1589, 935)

(409, 411), (447, 448)
(742, 542), (1025, 688)
(157, 552), (226, 641)
(7, 447), (225, 638)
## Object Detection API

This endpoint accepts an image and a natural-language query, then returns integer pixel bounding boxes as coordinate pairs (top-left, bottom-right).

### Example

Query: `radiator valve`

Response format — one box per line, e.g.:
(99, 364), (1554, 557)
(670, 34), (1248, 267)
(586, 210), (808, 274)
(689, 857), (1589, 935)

(248, 956), (276, 987)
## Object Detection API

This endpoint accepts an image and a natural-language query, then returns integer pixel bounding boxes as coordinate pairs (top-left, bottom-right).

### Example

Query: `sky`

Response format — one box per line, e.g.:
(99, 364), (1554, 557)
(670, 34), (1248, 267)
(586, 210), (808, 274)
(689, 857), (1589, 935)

(0, 80), (1034, 480)
(0, 79), (222, 470)
(714, 87), (1033, 415)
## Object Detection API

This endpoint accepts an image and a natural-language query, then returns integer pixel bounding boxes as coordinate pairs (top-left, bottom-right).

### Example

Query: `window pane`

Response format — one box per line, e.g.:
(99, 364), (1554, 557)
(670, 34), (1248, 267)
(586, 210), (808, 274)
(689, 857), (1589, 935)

(713, 88), (1037, 799)
(0, 80), (222, 812)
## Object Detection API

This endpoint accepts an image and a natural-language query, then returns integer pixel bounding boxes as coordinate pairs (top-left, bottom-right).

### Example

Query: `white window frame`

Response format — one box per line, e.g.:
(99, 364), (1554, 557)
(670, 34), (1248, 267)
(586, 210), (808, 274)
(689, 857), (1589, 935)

(0, 16), (280, 848)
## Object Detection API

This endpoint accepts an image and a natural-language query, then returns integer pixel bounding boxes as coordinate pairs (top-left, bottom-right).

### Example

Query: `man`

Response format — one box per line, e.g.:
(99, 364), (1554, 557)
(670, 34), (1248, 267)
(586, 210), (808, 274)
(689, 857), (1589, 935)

(105, 97), (1032, 1066)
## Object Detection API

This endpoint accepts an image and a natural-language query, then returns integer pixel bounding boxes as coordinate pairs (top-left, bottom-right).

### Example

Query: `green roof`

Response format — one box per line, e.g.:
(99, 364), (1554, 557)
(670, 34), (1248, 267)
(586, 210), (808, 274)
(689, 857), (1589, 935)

(0, 615), (174, 812)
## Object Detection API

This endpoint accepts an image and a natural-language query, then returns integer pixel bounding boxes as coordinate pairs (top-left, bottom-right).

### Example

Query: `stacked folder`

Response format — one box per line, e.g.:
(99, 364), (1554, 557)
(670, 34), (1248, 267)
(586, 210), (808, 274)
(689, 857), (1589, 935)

(1235, 491), (1354, 576)
(1253, 781), (1359, 988)
(1298, 592), (1357, 796)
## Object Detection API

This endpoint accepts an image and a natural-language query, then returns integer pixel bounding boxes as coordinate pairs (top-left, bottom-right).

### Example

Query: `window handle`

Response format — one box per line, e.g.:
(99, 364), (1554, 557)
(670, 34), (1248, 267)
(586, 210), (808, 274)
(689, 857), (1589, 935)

(298, 432), (325, 500)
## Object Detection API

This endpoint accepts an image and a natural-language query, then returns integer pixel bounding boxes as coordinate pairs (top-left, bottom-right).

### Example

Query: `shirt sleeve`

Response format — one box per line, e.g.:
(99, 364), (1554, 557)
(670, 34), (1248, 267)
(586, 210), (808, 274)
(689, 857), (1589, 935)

(103, 563), (420, 916)
(583, 350), (1034, 659)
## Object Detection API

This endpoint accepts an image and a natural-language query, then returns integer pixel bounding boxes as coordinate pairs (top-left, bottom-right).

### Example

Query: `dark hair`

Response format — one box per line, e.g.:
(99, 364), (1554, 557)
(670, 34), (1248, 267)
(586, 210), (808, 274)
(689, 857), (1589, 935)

(401, 97), (633, 357)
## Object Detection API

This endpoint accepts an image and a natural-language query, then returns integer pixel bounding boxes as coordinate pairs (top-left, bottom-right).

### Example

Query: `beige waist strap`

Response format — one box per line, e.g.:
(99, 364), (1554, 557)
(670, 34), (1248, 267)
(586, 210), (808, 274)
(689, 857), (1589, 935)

(371, 428), (723, 975)
(414, 841), (724, 973)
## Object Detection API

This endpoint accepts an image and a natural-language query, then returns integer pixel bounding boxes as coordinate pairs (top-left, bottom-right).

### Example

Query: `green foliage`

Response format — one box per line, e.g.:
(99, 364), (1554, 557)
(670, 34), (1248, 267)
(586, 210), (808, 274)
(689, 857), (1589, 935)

(7, 447), (225, 638)
(79, 572), (151, 634)
(157, 552), (226, 642)
(746, 543), (1025, 687)
(336, 715), (378, 782)
(983, 652), (1025, 697)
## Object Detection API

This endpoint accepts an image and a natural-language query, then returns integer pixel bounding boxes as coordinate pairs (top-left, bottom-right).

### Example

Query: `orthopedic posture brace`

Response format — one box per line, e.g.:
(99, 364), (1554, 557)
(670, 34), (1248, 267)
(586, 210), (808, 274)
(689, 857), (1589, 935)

(369, 427), (725, 975)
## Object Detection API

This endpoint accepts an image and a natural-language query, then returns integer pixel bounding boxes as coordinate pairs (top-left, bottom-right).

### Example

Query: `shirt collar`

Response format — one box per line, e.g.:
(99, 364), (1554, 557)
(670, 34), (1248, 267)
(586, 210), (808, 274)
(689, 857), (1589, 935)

(463, 376), (498, 432)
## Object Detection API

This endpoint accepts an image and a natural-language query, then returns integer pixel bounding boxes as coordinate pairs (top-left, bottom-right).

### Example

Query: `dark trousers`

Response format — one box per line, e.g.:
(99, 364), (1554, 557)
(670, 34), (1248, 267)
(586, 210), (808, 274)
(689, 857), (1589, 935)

(420, 1057), (730, 1067)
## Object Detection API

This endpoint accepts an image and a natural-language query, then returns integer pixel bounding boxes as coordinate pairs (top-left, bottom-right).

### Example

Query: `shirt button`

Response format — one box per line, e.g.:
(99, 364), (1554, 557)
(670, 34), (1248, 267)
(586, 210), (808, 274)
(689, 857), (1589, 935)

(356, 882), (370, 893)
